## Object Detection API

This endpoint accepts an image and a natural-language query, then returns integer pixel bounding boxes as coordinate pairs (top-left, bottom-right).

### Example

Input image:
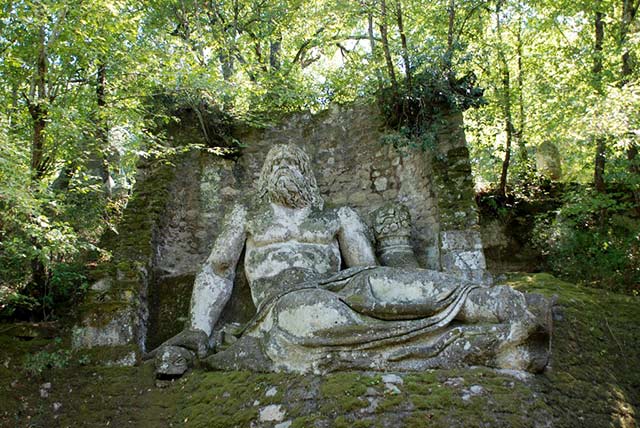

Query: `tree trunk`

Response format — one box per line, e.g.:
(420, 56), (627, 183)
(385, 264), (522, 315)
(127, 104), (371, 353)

(445, 0), (455, 71)
(368, 12), (382, 91)
(496, 1), (513, 197)
(379, 0), (398, 93)
(394, 0), (411, 88)
(498, 69), (514, 197)
(29, 27), (49, 181)
(620, 0), (638, 85)
(368, 9), (385, 98)
(515, 11), (529, 172)
(593, 9), (606, 194)
(96, 61), (111, 193)
(29, 104), (47, 180)
(269, 26), (282, 71)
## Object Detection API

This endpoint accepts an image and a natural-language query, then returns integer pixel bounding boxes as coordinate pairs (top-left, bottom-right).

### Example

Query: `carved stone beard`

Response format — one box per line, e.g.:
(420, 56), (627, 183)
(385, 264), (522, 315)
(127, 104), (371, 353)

(267, 165), (317, 209)
(258, 144), (323, 210)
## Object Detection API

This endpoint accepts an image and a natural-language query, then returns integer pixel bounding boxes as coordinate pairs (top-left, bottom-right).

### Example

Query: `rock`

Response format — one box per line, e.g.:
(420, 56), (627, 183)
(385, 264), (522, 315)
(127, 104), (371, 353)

(53, 402), (62, 412)
(462, 384), (485, 401)
(40, 382), (52, 398)
(360, 397), (379, 413)
(106, 351), (137, 367)
(154, 346), (194, 378)
(381, 374), (404, 385)
(265, 387), (278, 397)
(469, 385), (484, 394)
(258, 404), (285, 422)
(444, 377), (464, 388)
(90, 278), (112, 292)
(4, 322), (59, 340)
(365, 387), (380, 397)
(373, 177), (388, 192)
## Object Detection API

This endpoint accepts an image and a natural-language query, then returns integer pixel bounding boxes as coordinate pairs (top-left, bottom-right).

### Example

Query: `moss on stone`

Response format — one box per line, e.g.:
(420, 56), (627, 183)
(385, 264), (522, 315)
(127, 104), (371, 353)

(73, 344), (138, 365)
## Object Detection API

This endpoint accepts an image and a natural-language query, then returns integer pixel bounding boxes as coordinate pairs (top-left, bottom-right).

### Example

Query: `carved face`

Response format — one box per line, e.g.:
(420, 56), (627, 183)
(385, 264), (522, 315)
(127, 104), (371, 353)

(258, 145), (323, 209)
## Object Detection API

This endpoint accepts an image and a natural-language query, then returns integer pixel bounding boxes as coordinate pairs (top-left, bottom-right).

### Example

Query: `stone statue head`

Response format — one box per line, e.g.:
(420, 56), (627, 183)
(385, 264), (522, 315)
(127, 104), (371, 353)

(258, 144), (324, 209)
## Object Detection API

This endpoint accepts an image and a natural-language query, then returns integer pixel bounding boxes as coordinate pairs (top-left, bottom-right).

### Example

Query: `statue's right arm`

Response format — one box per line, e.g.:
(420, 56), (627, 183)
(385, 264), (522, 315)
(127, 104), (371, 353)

(189, 204), (247, 337)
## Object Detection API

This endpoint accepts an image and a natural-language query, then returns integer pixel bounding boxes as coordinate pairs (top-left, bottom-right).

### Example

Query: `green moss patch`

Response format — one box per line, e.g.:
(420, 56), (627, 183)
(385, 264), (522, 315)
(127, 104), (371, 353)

(503, 273), (640, 427)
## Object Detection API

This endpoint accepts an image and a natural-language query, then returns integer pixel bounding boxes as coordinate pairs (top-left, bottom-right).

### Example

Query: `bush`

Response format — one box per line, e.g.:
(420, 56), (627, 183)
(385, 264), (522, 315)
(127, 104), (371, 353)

(532, 189), (640, 293)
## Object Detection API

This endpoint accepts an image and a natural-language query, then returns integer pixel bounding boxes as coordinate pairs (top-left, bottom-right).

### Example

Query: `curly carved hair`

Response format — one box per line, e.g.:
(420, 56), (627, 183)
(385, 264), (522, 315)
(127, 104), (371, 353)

(257, 144), (323, 209)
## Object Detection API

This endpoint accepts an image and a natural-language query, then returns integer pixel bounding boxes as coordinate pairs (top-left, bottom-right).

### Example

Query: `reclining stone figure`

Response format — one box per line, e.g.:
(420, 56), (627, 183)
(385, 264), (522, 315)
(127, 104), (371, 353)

(149, 144), (551, 375)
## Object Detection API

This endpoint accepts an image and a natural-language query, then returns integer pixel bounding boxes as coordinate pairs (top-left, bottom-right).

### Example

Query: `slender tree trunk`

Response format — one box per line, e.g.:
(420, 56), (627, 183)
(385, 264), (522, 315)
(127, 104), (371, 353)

(25, 10), (66, 314)
(24, 28), (51, 308)
(379, 0), (397, 93)
(219, 0), (239, 82)
(445, 0), (455, 71)
(269, 35), (282, 71)
(368, 10), (384, 96)
(96, 61), (111, 193)
(394, 0), (411, 88)
(498, 70), (514, 197)
(593, 9), (606, 194)
(515, 11), (529, 171)
(620, 0), (638, 85)
(496, 1), (513, 197)
(29, 27), (49, 181)
(29, 105), (47, 179)
(8, 85), (18, 135)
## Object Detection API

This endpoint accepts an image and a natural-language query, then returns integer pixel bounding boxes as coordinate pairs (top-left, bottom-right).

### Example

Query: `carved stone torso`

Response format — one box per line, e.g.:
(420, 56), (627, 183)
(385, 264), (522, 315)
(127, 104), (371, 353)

(244, 204), (342, 290)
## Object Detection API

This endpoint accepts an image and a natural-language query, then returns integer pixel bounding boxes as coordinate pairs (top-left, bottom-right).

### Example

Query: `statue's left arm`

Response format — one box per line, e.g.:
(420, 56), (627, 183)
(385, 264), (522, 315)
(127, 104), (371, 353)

(337, 207), (378, 267)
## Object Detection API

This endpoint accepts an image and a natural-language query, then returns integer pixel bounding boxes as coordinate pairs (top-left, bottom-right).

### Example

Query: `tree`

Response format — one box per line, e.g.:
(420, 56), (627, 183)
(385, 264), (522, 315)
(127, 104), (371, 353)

(0, 0), (149, 318)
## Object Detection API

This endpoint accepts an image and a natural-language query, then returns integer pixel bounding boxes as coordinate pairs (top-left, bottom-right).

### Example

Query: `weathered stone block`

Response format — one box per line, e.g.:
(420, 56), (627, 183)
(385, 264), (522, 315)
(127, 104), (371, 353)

(440, 230), (484, 251)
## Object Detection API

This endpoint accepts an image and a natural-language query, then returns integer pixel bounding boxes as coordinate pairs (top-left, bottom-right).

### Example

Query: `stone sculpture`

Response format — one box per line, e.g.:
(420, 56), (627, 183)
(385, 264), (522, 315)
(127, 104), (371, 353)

(148, 144), (551, 375)
(535, 141), (563, 180)
(372, 203), (420, 269)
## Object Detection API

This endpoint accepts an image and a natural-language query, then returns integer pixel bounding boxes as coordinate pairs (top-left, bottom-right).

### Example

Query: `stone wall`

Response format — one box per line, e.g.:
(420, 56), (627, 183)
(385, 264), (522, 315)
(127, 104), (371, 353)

(73, 102), (488, 354)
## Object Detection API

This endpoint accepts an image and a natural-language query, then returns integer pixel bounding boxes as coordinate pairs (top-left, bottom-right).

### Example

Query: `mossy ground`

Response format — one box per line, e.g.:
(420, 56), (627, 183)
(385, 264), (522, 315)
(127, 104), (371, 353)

(1, 273), (638, 427)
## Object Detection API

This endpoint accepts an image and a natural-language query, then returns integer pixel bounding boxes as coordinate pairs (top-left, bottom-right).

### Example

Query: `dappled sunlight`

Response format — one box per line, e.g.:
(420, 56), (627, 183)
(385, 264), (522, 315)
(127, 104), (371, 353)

(610, 387), (636, 428)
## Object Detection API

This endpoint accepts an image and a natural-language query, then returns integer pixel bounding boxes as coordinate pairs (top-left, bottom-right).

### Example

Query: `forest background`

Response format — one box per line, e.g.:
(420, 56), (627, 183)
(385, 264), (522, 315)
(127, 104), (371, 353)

(0, 0), (638, 321)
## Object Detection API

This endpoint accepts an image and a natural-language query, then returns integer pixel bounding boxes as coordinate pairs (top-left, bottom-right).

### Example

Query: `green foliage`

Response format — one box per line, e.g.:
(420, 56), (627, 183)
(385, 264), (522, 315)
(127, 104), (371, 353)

(22, 348), (71, 376)
(380, 69), (485, 151)
(1, 0), (640, 319)
(0, 146), (96, 320)
(532, 189), (640, 293)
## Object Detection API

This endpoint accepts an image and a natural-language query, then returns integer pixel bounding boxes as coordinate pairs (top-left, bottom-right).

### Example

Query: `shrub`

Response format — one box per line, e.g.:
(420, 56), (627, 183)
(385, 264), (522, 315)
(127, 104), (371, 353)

(532, 189), (640, 293)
